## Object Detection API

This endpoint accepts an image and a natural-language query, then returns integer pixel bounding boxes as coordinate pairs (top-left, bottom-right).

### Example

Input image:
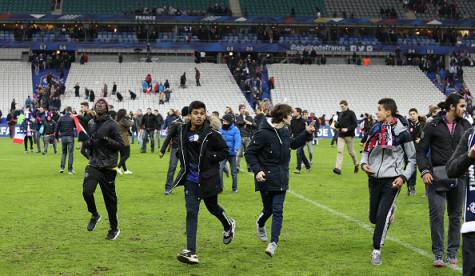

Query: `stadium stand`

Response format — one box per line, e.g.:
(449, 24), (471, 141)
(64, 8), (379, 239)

(0, 62), (33, 113)
(324, 0), (405, 18)
(464, 67), (475, 95)
(0, 0), (51, 14)
(62, 0), (224, 15)
(239, 0), (326, 16)
(268, 64), (445, 116)
(63, 62), (253, 114)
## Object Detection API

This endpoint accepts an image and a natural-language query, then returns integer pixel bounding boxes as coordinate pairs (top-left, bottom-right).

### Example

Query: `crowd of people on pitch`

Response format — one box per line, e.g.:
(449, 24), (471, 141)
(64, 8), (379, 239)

(4, 92), (475, 274)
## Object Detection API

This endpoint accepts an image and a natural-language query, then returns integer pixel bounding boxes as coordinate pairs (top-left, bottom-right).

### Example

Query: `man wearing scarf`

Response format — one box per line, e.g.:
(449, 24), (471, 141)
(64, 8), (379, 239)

(361, 98), (416, 266)
(446, 127), (475, 276)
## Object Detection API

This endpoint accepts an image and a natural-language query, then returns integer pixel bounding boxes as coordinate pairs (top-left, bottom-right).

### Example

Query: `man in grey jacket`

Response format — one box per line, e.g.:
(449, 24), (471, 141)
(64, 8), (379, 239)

(361, 98), (416, 266)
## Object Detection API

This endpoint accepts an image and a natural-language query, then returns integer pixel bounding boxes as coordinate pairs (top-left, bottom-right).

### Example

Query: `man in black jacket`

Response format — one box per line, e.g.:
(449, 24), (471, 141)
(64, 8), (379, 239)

(407, 108), (425, 196)
(333, 100), (359, 175)
(42, 114), (57, 155)
(141, 108), (157, 153)
(55, 107), (75, 174)
(160, 106), (188, 195)
(290, 107), (311, 174)
(416, 93), (470, 267)
(171, 101), (236, 265)
(81, 98), (125, 241)
(235, 104), (256, 172)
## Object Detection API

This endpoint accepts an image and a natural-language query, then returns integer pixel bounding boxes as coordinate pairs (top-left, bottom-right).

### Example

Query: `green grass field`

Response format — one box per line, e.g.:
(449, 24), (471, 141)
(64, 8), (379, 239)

(0, 138), (463, 275)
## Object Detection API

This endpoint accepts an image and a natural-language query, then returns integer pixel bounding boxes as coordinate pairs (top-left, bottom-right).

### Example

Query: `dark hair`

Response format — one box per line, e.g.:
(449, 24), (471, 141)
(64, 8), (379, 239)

(181, 106), (189, 117)
(65, 106), (72, 113)
(339, 100), (348, 106)
(409, 108), (418, 114)
(438, 93), (464, 111)
(271, 104), (293, 123)
(80, 102), (89, 107)
(116, 109), (127, 121)
(239, 104), (246, 110)
(189, 101), (206, 113)
(378, 98), (398, 116)
(212, 111), (219, 117)
(295, 107), (302, 114)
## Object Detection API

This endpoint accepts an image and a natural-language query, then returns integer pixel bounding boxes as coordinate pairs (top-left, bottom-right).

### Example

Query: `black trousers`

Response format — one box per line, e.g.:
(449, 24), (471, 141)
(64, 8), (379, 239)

(24, 136), (33, 151)
(118, 145), (130, 171)
(83, 166), (118, 230)
(368, 177), (400, 250)
(463, 232), (475, 276)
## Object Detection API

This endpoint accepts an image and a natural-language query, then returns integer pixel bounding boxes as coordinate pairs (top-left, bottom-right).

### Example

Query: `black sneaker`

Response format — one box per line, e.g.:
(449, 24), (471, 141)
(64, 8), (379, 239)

(354, 165), (359, 174)
(333, 168), (342, 175)
(105, 228), (120, 240)
(87, 214), (101, 231)
(177, 249), (199, 264)
(223, 219), (236, 245)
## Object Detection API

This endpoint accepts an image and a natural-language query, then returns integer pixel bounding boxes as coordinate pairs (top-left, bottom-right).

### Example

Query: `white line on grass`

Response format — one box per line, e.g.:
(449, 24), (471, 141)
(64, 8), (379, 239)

(288, 189), (463, 272)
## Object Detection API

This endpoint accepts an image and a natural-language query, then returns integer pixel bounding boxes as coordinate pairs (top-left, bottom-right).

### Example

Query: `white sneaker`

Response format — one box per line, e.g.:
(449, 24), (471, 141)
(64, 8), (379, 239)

(371, 249), (382, 265)
(116, 168), (123, 175)
(124, 170), (133, 175)
(265, 242), (278, 257)
(256, 220), (268, 242)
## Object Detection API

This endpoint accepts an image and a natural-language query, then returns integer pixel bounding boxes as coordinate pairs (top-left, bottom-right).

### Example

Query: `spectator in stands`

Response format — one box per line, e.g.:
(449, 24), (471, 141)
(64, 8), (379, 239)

(118, 53), (123, 63)
(74, 83), (80, 98)
(10, 99), (16, 112)
(116, 109), (133, 175)
(195, 68), (201, 86)
(160, 106), (189, 195)
(25, 96), (33, 108)
(112, 82), (117, 95)
(102, 83), (108, 98)
(235, 104), (256, 173)
(219, 114), (241, 192)
(180, 72), (187, 88)
(141, 108), (157, 153)
(291, 108), (311, 174)
(129, 90), (137, 100)
(55, 106), (76, 174)
(89, 90), (95, 103)
(416, 94), (469, 267)
(246, 103), (316, 257)
(333, 100), (359, 175)
(42, 114), (57, 155)
(407, 108), (425, 196)
(116, 92), (123, 102)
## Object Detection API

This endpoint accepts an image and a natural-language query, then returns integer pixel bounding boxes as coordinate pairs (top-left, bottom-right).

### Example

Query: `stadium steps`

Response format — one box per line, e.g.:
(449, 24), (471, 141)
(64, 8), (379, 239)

(229, 0), (242, 16)
(62, 62), (252, 114)
(0, 62), (33, 113)
(0, 0), (51, 14)
(240, 0), (327, 16)
(267, 64), (445, 116)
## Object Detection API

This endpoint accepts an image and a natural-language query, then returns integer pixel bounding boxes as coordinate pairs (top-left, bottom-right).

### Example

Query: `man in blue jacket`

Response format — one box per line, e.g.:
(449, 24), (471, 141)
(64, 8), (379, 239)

(219, 114), (241, 192)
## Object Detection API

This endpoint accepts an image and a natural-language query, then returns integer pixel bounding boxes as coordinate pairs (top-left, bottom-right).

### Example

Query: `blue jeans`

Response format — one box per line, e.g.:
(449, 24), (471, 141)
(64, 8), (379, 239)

(257, 190), (286, 243)
(60, 136), (74, 171)
(219, 155), (238, 191)
(296, 146), (310, 170)
(165, 147), (179, 191)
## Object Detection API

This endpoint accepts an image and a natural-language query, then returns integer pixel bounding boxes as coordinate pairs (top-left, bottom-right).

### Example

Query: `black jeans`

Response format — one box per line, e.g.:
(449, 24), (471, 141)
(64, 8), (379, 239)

(184, 181), (231, 254)
(24, 136), (33, 151)
(296, 146), (311, 170)
(83, 166), (119, 230)
(463, 232), (475, 276)
(118, 145), (130, 171)
(368, 177), (400, 250)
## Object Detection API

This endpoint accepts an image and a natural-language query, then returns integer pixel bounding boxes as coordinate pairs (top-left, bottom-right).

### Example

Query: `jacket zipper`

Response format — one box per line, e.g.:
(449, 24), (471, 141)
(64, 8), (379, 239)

(376, 148), (385, 178)
(198, 132), (212, 188)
